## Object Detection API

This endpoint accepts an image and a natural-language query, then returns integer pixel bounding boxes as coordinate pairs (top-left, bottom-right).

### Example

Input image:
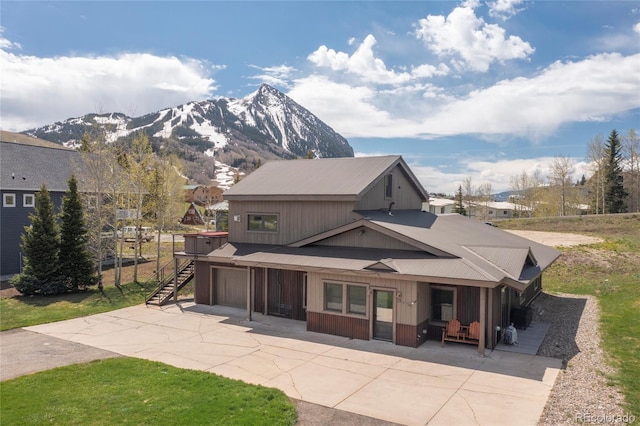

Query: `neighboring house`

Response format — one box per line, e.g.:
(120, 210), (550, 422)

(0, 133), (82, 279)
(180, 202), (205, 226)
(184, 185), (224, 206)
(176, 156), (560, 353)
(425, 198), (456, 215)
(469, 201), (532, 221)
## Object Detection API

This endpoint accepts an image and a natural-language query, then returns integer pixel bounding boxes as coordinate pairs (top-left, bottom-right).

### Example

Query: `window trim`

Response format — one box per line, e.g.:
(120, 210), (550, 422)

(430, 285), (457, 324)
(23, 193), (35, 208)
(324, 282), (343, 312)
(3, 193), (16, 208)
(323, 280), (369, 317)
(247, 213), (279, 233)
(347, 285), (367, 316)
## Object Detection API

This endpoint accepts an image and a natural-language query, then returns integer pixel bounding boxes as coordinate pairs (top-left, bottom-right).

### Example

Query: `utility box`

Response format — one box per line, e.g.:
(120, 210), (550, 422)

(511, 306), (533, 329)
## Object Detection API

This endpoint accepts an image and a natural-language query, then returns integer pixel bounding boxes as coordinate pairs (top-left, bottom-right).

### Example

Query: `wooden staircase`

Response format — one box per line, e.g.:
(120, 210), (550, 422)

(145, 259), (195, 306)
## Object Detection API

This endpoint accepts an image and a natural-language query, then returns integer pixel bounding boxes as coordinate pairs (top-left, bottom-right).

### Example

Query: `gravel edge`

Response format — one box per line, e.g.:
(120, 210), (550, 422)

(534, 292), (628, 425)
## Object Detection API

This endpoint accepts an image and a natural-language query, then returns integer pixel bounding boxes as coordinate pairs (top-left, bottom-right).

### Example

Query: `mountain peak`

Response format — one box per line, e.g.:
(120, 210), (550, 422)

(23, 88), (354, 183)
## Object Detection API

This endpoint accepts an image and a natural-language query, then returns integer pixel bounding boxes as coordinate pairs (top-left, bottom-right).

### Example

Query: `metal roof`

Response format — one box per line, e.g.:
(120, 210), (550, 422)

(203, 210), (560, 288)
(224, 155), (428, 201)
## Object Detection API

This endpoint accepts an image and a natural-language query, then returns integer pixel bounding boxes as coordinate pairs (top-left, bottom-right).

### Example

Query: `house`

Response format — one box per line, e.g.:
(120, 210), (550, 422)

(425, 197), (456, 215)
(176, 156), (560, 353)
(180, 202), (205, 226)
(469, 201), (533, 221)
(184, 185), (224, 206)
(0, 132), (82, 279)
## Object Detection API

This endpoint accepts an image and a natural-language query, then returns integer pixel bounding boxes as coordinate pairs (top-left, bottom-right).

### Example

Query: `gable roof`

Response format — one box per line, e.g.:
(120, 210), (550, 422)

(224, 156), (428, 201)
(0, 140), (82, 192)
(205, 209), (560, 290)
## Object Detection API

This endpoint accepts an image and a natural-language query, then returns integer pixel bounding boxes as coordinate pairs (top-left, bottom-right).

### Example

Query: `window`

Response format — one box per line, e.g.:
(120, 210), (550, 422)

(384, 173), (393, 199)
(324, 282), (368, 315)
(347, 285), (367, 315)
(248, 214), (278, 232)
(3, 193), (16, 207)
(23, 194), (35, 208)
(431, 286), (456, 322)
(324, 283), (343, 312)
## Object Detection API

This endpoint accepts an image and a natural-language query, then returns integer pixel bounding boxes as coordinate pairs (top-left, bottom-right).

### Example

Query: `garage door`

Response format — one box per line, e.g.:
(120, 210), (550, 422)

(215, 268), (247, 308)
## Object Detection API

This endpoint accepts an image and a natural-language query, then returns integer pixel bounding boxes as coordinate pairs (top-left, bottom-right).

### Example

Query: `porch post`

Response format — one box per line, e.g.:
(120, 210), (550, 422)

(478, 287), (486, 355)
(246, 267), (252, 321)
(263, 268), (268, 315)
(487, 287), (494, 349)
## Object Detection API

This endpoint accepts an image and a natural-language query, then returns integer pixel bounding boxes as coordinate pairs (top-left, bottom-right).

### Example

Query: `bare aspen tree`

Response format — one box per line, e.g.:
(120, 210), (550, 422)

(462, 176), (476, 218)
(78, 123), (122, 289)
(587, 134), (606, 214)
(127, 131), (154, 283)
(549, 156), (575, 216)
(623, 129), (640, 212)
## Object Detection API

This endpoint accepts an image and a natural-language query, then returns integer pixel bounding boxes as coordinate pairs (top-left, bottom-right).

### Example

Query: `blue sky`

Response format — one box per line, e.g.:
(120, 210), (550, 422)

(1, 1), (639, 193)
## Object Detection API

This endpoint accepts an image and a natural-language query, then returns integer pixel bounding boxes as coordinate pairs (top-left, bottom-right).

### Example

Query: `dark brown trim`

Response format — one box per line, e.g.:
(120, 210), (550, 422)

(307, 311), (369, 340)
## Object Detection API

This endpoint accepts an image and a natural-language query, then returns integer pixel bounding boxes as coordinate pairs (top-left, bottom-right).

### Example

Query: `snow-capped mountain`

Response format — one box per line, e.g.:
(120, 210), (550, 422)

(23, 84), (354, 185)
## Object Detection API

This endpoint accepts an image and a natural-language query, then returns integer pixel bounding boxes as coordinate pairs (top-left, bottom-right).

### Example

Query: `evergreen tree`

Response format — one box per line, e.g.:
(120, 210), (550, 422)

(59, 175), (98, 292)
(604, 130), (628, 213)
(11, 185), (63, 295)
(453, 185), (467, 216)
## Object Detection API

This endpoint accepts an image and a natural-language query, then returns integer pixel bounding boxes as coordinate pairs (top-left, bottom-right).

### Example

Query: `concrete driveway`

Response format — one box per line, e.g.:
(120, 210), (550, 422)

(23, 302), (561, 426)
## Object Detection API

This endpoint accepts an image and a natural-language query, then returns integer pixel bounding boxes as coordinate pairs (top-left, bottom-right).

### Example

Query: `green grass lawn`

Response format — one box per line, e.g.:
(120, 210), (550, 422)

(0, 281), (149, 331)
(499, 214), (640, 417)
(0, 358), (297, 426)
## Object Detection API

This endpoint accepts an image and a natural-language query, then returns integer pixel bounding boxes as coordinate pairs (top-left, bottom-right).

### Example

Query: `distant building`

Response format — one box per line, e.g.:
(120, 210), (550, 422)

(180, 202), (205, 226)
(425, 198), (456, 215)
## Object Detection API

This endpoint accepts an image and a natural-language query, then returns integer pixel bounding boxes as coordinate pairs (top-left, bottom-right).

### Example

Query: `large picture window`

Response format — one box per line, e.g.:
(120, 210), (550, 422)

(431, 286), (456, 323)
(248, 214), (278, 232)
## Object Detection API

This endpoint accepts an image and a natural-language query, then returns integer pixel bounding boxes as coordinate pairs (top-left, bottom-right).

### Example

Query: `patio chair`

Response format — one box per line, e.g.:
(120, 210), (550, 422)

(467, 321), (480, 342)
(441, 319), (463, 346)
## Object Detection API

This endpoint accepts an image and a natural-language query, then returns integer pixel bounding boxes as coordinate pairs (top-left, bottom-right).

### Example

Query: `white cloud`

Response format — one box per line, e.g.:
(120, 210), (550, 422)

(0, 40), (216, 131)
(635, 22), (640, 33)
(422, 53), (640, 138)
(290, 52), (640, 140)
(410, 156), (592, 194)
(487, 0), (525, 21)
(247, 64), (296, 88)
(414, 3), (534, 72)
(288, 75), (421, 137)
(308, 34), (448, 85)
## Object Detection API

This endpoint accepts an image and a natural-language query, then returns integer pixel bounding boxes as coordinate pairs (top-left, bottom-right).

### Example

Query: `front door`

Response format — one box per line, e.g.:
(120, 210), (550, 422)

(373, 290), (394, 341)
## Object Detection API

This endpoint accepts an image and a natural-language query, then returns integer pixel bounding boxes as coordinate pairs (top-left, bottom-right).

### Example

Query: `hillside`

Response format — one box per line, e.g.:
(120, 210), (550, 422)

(23, 84), (354, 185)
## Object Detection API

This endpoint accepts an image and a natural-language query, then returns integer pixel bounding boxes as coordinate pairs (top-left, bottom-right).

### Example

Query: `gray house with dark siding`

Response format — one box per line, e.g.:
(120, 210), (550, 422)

(0, 132), (82, 279)
(177, 156), (561, 353)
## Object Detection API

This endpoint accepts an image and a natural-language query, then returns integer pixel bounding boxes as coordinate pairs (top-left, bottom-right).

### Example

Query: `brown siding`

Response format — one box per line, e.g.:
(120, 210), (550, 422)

(457, 286), (480, 325)
(396, 323), (428, 348)
(194, 261), (211, 305)
(315, 227), (419, 250)
(307, 312), (369, 340)
(521, 275), (542, 306)
(228, 200), (356, 245)
(267, 269), (306, 321)
(356, 165), (424, 210)
(215, 268), (247, 308)
(253, 267), (265, 314)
